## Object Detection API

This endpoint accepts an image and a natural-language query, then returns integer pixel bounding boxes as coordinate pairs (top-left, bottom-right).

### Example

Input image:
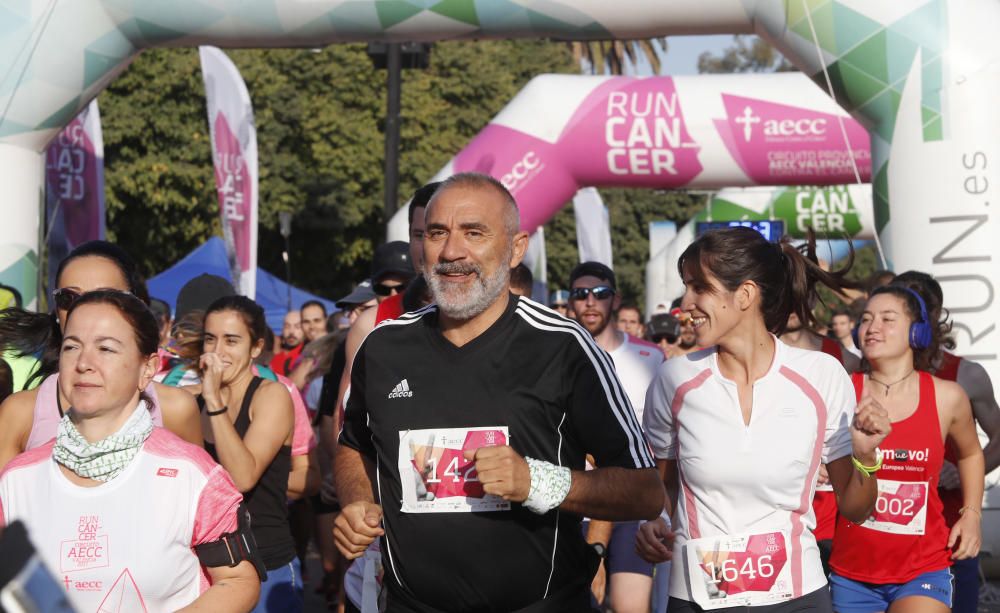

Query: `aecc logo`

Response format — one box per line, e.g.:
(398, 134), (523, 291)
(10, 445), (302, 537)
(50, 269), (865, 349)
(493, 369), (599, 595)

(499, 151), (541, 191)
(734, 106), (827, 142)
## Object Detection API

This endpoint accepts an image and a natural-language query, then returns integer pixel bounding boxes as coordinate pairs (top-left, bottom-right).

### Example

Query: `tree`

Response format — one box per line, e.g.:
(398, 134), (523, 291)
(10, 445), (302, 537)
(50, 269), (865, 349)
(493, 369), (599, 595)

(697, 35), (795, 74)
(99, 40), (578, 299)
(569, 39), (667, 75)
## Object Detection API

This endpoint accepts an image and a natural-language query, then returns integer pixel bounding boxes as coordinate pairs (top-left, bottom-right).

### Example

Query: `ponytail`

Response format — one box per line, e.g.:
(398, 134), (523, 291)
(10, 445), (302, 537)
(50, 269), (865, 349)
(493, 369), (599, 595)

(0, 308), (61, 388)
(678, 227), (862, 336)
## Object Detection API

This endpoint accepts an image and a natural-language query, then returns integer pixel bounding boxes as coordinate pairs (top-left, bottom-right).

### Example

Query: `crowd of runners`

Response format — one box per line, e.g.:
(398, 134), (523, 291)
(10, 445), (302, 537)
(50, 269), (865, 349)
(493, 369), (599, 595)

(0, 173), (993, 613)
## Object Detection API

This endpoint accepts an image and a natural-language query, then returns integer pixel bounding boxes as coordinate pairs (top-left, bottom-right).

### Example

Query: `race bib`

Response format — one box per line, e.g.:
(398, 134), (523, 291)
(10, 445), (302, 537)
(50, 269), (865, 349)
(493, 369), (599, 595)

(862, 479), (928, 535)
(398, 427), (511, 513)
(685, 531), (792, 609)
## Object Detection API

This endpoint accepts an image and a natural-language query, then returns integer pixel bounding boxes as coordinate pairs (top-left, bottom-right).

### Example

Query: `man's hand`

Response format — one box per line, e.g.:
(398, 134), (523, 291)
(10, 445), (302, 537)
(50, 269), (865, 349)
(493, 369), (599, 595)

(333, 501), (384, 559)
(463, 446), (531, 502)
(939, 461), (961, 490)
(635, 517), (674, 564)
(851, 393), (891, 462)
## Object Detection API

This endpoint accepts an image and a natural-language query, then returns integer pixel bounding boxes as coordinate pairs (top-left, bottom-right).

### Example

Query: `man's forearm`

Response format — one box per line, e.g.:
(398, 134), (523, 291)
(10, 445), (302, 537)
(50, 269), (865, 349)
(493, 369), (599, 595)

(559, 467), (663, 521)
(334, 444), (376, 506)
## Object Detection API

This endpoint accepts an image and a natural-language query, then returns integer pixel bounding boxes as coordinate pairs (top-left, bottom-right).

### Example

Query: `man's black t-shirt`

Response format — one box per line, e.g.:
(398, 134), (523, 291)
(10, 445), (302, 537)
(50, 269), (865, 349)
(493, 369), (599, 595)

(340, 295), (653, 612)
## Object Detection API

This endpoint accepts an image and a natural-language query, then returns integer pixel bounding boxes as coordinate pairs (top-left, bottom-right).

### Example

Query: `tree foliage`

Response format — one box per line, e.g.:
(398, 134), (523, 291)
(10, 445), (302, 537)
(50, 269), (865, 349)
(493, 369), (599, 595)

(697, 35), (795, 74)
(100, 40), (576, 299)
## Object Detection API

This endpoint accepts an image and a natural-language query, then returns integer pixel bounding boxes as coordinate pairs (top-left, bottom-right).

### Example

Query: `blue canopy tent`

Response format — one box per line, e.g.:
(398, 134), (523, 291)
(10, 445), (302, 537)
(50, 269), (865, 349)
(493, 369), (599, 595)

(147, 237), (336, 333)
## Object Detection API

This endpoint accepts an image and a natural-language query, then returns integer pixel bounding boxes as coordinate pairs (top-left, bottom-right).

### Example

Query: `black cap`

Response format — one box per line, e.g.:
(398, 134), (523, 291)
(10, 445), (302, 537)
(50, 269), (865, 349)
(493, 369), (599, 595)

(647, 313), (681, 342)
(175, 274), (236, 320)
(371, 241), (415, 284)
(336, 279), (376, 308)
(569, 261), (616, 291)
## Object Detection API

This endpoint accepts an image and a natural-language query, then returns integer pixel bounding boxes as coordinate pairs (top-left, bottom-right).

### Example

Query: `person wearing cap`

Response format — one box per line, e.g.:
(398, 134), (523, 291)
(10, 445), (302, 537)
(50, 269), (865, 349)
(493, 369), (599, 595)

(335, 279), (377, 327)
(550, 289), (570, 317)
(568, 261), (664, 613)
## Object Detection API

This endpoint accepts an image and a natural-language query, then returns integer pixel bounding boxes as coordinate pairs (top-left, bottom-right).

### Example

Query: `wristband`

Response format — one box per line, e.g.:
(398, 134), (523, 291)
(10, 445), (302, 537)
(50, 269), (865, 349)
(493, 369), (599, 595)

(959, 506), (982, 519)
(523, 457), (571, 515)
(851, 455), (882, 477)
(206, 406), (229, 417)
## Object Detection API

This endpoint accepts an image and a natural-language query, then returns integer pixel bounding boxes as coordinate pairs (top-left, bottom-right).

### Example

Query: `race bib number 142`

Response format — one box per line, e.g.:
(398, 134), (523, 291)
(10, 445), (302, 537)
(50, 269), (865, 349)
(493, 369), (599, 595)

(398, 427), (510, 514)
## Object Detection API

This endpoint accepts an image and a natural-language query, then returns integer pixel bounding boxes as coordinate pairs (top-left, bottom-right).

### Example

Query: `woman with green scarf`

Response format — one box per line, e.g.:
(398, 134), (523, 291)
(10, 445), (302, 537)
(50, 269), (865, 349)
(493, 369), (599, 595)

(0, 290), (260, 612)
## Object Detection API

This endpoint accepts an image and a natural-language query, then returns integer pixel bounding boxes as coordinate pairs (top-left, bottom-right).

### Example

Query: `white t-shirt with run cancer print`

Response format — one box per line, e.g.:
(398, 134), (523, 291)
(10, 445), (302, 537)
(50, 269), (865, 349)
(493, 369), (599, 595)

(643, 338), (854, 605)
(0, 428), (242, 613)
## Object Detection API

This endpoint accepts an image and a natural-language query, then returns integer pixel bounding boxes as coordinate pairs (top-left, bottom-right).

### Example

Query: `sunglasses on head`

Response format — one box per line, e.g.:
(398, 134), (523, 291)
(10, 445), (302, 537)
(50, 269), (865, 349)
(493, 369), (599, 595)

(52, 287), (83, 310)
(52, 287), (133, 311)
(373, 281), (409, 297)
(569, 286), (615, 301)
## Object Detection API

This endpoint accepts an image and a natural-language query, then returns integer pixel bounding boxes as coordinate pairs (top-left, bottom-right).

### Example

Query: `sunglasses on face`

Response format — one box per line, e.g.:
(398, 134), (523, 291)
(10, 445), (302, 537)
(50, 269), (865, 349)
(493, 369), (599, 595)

(569, 286), (615, 301)
(373, 281), (409, 297)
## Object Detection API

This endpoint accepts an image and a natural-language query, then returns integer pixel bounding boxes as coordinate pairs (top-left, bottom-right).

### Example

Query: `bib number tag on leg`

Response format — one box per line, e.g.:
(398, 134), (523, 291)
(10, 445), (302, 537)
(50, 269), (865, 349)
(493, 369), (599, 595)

(397, 427), (511, 513)
(685, 531), (792, 609)
(862, 480), (928, 535)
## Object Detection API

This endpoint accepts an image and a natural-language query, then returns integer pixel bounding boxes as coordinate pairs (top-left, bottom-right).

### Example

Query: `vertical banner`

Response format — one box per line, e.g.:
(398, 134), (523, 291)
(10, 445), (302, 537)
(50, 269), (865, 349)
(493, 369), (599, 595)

(645, 220), (677, 319)
(573, 187), (612, 268)
(45, 99), (105, 297)
(521, 228), (548, 304)
(200, 46), (258, 299)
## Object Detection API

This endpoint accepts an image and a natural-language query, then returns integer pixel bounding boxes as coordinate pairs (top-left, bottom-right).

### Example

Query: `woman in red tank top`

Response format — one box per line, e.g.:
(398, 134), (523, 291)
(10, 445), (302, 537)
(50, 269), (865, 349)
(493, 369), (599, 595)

(829, 286), (983, 613)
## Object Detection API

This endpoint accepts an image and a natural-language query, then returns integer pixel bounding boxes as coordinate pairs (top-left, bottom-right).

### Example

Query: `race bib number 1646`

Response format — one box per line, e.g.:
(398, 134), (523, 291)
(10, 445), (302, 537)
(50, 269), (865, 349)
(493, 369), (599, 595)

(398, 427), (510, 514)
(685, 531), (792, 610)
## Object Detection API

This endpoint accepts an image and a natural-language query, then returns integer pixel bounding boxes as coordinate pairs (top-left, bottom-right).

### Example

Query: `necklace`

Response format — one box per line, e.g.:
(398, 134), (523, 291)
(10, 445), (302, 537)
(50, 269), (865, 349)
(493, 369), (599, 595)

(869, 370), (915, 397)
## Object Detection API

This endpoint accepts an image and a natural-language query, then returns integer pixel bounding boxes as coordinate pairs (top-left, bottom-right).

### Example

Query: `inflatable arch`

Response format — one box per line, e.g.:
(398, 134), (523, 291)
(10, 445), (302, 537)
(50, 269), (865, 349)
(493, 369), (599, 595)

(386, 71), (872, 238)
(2, 1), (999, 384)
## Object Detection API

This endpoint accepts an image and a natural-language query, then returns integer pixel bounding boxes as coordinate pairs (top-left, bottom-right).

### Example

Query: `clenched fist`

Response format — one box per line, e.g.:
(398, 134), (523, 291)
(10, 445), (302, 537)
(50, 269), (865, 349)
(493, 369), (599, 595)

(463, 446), (531, 502)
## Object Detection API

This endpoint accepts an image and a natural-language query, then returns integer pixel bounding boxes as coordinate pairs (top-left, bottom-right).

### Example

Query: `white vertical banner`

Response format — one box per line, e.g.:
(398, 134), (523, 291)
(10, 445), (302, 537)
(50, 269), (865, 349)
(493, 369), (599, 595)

(573, 187), (612, 268)
(645, 220), (677, 319)
(200, 46), (258, 299)
(521, 227), (548, 304)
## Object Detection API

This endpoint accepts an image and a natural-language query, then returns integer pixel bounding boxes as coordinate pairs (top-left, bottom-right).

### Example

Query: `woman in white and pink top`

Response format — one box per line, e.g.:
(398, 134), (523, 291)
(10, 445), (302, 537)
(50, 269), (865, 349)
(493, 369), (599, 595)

(636, 228), (891, 613)
(0, 290), (259, 612)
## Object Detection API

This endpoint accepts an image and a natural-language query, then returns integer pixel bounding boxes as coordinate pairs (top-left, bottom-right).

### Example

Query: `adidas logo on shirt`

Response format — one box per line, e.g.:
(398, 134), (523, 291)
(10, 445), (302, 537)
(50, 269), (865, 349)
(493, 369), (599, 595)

(388, 379), (413, 399)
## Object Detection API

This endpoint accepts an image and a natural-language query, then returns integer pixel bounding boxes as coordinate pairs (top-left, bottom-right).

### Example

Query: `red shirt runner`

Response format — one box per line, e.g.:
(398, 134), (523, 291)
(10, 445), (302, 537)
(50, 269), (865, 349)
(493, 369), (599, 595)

(830, 371), (952, 583)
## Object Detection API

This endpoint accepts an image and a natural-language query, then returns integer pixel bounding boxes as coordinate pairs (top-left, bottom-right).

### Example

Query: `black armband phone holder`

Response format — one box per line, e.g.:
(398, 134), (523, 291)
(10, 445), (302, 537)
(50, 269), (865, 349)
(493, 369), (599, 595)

(194, 503), (268, 582)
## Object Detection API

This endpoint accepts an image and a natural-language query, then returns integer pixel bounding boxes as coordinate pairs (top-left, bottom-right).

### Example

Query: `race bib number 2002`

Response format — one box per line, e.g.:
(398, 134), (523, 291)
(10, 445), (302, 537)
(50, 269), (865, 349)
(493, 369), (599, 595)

(398, 427), (510, 514)
(685, 531), (792, 610)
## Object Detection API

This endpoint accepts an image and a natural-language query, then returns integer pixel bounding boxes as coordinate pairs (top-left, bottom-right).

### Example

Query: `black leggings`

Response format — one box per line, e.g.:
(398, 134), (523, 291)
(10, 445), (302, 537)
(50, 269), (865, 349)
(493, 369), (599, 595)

(668, 586), (833, 613)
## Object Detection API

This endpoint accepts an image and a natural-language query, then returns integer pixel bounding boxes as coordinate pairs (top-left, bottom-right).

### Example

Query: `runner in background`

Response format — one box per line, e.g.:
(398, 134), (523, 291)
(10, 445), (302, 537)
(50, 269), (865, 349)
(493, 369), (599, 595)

(271, 310), (304, 377)
(509, 263), (533, 298)
(0, 241), (203, 472)
(780, 308), (860, 576)
(830, 308), (861, 357)
(188, 295), (300, 612)
(550, 289), (570, 317)
(829, 285), (983, 613)
(569, 261), (663, 613)
(617, 303), (645, 339)
(892, 270), (1000, 612)
(638, 227), (889, 613)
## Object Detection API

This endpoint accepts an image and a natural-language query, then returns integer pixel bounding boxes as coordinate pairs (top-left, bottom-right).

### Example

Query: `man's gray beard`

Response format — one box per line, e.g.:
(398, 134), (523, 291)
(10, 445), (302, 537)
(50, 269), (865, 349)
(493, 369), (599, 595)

(427, 253), (511, 321)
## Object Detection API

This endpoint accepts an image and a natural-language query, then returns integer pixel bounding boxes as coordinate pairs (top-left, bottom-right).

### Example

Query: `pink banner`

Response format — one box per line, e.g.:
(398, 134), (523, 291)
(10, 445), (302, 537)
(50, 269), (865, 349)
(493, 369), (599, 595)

(434, 75), (872, 235)
(45, 100), (105, 294)
(200, 46), (258, 299)
(714, 94), (871, 183)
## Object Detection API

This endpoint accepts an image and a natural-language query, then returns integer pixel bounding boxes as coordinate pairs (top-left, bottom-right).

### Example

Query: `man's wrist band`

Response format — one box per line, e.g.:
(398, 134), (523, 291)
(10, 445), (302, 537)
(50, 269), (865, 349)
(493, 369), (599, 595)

(523, 457), (571, 515)
(851, 455), (882, 477)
